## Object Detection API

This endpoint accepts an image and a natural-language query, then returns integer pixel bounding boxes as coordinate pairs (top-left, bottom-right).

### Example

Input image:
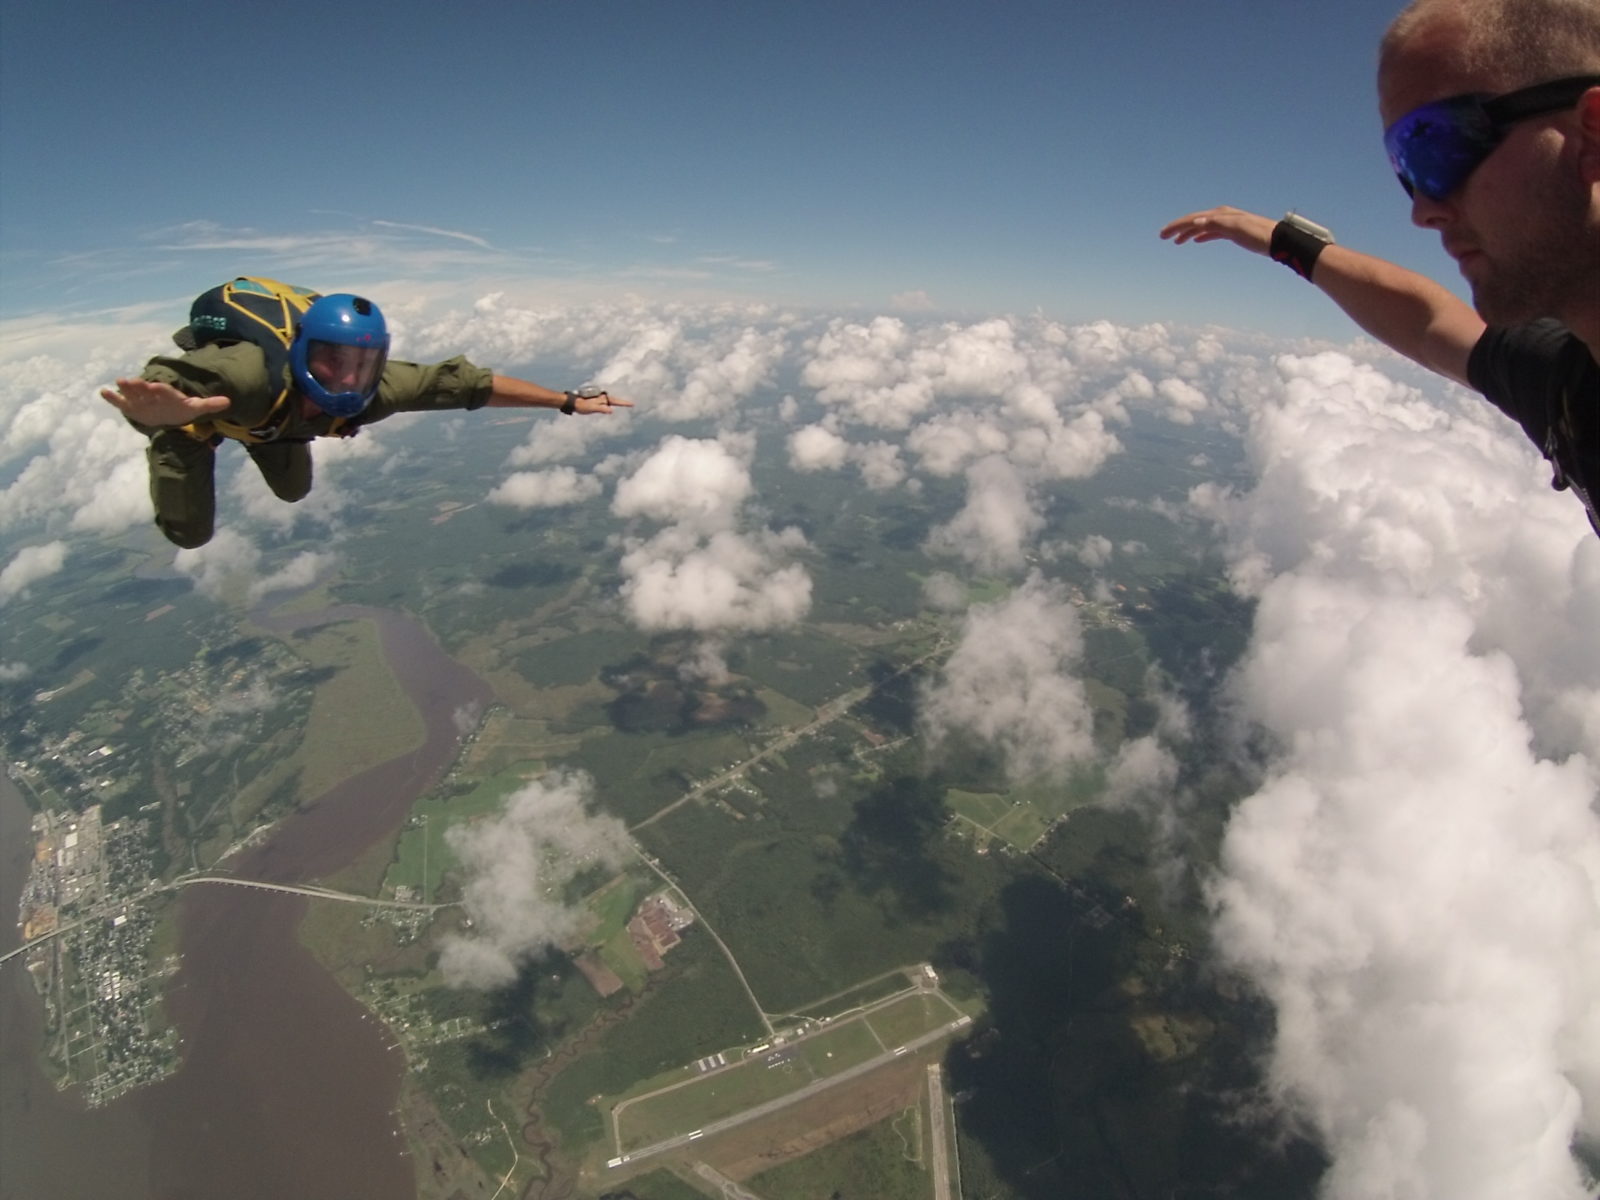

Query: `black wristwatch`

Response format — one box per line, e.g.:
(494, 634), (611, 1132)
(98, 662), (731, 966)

(1271, 212), (1335, 282)
(560, 385), (606, 415)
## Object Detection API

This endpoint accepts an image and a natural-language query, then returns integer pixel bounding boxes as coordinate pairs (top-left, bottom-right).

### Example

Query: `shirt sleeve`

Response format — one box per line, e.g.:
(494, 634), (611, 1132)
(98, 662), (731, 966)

(1466, 320), (1568, 451)
(138, 343), (278, 431)
(360, 357), (496, 424)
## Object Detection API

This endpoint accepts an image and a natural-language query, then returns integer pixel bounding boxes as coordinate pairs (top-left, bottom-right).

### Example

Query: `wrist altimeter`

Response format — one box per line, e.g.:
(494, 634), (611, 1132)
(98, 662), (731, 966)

(1271, 211), (1335, 281)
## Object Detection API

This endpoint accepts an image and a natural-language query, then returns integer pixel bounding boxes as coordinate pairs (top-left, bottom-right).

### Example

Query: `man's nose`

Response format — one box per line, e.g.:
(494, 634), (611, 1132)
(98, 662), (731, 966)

(1409, 190), (1455, 230)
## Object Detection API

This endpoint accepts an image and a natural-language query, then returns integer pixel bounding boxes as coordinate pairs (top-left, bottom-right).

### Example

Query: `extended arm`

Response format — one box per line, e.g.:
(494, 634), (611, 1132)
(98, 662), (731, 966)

(485, 375), (634, 415)
(1161, 206), (1485, 387)
(106, 365), (633, 426)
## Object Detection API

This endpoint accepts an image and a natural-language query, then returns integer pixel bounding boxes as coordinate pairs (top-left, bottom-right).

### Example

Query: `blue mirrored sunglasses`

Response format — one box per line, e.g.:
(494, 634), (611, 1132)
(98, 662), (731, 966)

(1384, 75), (1600, 201)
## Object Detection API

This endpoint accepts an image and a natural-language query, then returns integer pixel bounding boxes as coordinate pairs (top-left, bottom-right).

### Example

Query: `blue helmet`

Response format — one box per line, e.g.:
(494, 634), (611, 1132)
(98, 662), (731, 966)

(289, 293), (390, 417)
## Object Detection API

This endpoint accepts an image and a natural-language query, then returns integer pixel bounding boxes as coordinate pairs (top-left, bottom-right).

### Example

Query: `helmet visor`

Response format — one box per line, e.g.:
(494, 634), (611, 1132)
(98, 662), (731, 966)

(306, 340), (386, 402)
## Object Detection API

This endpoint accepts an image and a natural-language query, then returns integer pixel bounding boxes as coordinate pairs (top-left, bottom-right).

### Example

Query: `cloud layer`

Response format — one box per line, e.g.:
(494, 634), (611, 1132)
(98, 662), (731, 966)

(1200, 352), (1600, 1200)
(3, 294), (1596, 1194)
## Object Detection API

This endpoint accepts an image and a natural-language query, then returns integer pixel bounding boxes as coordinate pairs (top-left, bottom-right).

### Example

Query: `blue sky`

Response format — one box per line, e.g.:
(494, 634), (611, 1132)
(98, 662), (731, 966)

(1, 0), (1460, 339)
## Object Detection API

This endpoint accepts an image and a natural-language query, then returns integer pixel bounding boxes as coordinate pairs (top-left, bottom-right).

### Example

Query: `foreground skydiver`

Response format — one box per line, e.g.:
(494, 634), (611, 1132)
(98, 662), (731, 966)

(1162, 0), (1598, 537)
(101, 277), (632, 549)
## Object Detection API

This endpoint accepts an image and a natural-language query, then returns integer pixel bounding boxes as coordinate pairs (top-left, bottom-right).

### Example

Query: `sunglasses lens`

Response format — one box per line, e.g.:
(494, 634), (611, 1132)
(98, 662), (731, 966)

(1383, 97), (1499, 201)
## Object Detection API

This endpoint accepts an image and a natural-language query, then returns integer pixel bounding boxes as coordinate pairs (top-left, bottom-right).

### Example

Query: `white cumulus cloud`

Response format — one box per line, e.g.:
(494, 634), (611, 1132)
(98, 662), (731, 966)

(0, 541), (67, 603)
(1201, 350), (1600, 1200)
(924, 455), (1043, 574)
(487, 467), (603, 509)
(247, 550), (337, 603)
(788, 422), (908, 492)
(613, 434), (813, 648)
(618, 526), (812, 634)
(920, 572), (1097, 780)
(173, 529), (262, 600)
(1157, 376), (1209, 425)
(612, 435), (752, 528)
(787, 423), (850, 472)
(437, 770), (633, 989)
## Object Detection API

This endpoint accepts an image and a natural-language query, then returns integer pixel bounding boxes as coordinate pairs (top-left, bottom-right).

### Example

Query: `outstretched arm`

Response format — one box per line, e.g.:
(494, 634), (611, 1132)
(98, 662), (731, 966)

(1161, 206), (1485, 387)
(99, 378), (231, 427)
(484, 375), (635, 415)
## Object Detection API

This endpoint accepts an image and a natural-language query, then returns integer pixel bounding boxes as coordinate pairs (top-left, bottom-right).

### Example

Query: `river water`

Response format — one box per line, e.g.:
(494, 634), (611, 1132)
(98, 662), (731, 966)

(1, 606), (491, 1200)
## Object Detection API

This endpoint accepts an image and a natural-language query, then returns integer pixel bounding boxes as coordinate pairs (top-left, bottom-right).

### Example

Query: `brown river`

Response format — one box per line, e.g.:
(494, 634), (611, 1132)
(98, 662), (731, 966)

(1, 606), (492, 1200)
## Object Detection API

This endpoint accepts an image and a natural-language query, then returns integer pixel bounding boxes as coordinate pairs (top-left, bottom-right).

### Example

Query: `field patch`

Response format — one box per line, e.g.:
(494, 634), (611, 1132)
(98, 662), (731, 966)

(865, 991), (963, 1050)
(385, 768), (540, 900)
(947, 769), (1104, 852)
(751, 685), (816, 731)
(745, 1104), (931, 1200)
(457, 708), (572, 777)
(796, 1018), (885, 1075)
(618, 1052), (813, 1152)
(946, 789), (1011, 829)
(284, 617), (425, 801)
(515, 627), (646, 688)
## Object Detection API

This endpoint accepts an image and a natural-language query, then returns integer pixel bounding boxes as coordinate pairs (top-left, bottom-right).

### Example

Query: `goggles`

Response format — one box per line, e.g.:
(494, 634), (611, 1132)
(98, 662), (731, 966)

(1383, 74), (1600, 201)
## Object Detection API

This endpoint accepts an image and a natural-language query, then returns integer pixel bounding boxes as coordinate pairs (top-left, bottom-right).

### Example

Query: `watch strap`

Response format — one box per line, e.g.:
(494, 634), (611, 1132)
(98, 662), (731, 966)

(1271, 213), (1334, 282)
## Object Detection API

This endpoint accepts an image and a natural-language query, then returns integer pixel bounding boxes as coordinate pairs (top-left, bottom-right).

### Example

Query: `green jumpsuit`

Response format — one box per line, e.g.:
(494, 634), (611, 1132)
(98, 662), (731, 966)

(135, 342), (494, 548)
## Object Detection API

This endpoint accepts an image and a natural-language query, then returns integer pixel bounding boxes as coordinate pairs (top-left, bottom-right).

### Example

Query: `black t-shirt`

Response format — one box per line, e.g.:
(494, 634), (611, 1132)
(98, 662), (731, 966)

(1468, 320), (1599, 536)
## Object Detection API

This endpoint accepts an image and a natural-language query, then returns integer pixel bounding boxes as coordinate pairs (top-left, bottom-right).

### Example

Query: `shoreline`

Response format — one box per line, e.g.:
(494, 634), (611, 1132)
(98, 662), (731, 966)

(1, 602), (492, 1200)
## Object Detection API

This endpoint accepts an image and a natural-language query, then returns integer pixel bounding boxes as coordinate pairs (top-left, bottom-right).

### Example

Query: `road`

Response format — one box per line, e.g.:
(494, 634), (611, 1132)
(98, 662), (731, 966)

(927, 1061), (955, 1200)
(691, 1162), (768, 1200)
(169, 874), (449, 910)
(632, 640), (946, 833)
(0, 875), (449, 967)
(632, 851), (776, 1038)
(630, 682), (875, 832)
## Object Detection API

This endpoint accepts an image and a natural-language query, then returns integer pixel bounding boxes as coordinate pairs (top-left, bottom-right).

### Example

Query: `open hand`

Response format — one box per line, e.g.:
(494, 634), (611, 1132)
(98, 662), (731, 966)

(1159, 206), (1275, 256)
(99, 378), (231, 427)
(575, 391), (634, 416)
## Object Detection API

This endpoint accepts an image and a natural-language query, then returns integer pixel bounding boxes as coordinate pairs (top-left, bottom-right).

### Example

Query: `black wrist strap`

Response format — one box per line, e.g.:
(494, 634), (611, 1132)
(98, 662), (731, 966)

(1270, 220), (1328, 282)
(561, 387), (606, 415)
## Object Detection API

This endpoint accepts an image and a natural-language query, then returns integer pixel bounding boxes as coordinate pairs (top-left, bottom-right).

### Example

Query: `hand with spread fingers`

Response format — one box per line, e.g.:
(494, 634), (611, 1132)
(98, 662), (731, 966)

(99, 378), (231, 428)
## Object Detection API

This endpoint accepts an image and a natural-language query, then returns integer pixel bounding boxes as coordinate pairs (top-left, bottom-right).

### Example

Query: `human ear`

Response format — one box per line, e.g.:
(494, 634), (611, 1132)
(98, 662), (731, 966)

(1578, 87), (1600, 185)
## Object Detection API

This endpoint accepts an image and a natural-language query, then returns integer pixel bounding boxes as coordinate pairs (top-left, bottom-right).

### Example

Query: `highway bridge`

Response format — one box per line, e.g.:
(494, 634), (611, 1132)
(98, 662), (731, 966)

(169, 874), (449, 910)
(0, 875), (450, 967)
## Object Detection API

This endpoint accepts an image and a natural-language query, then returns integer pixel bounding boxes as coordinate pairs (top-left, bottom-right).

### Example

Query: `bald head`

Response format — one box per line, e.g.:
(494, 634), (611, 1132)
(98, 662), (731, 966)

(1378, 0), (1600, 342)
(1382, 0), (1600, 96)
